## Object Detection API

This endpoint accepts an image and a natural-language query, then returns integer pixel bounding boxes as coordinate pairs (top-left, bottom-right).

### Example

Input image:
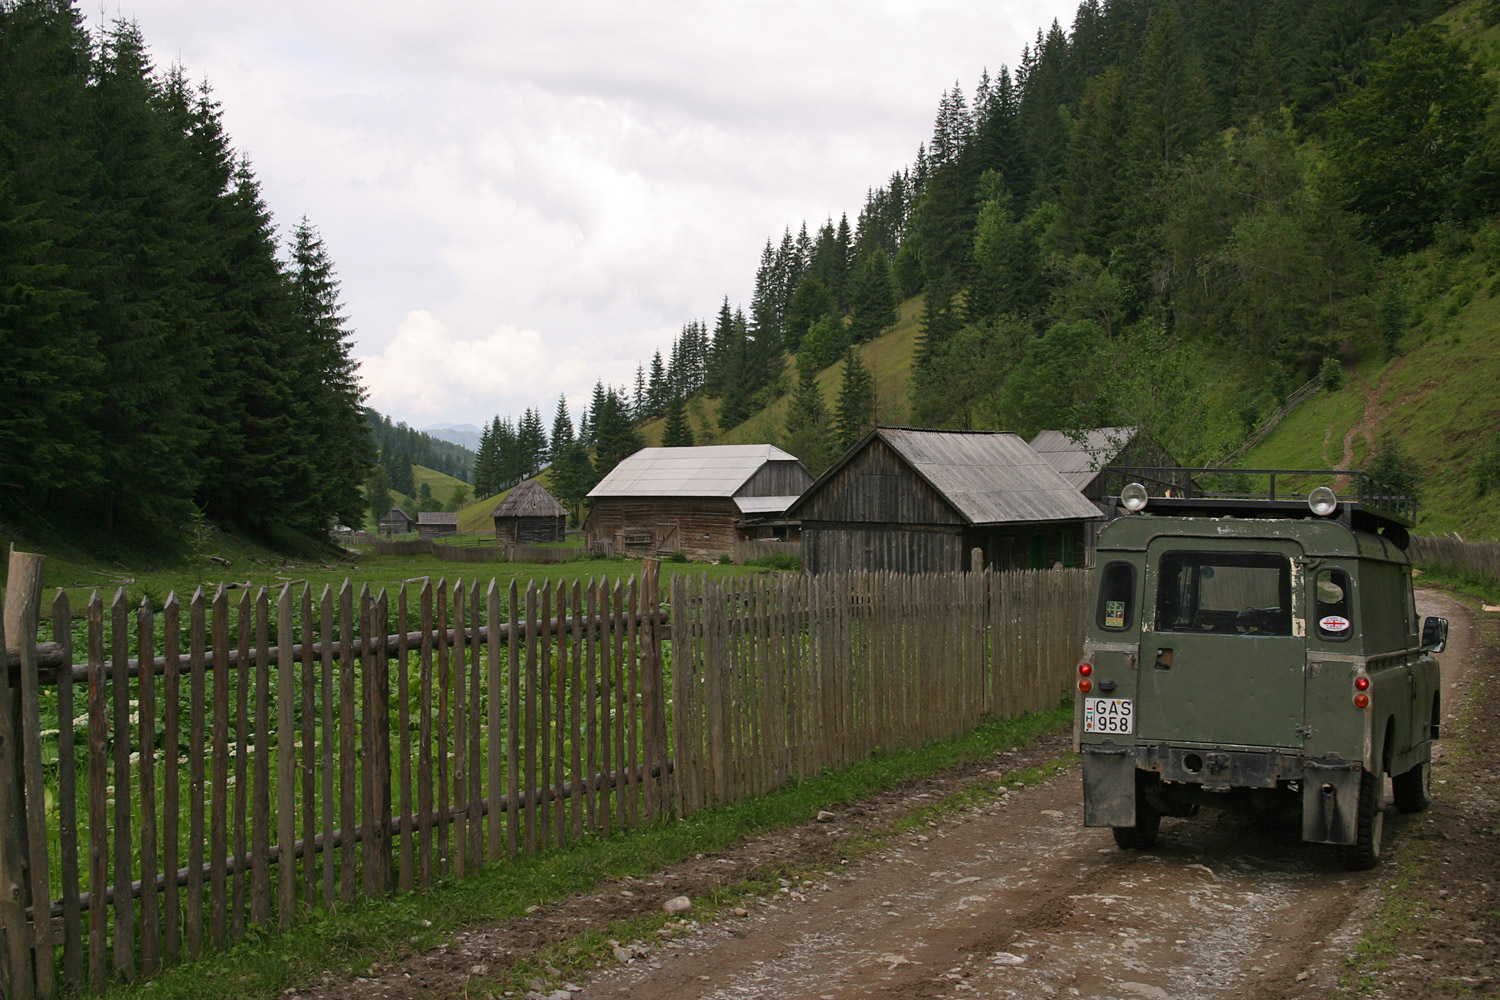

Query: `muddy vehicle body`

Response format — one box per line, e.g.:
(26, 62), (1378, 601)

(1075, 469), (1449, 869)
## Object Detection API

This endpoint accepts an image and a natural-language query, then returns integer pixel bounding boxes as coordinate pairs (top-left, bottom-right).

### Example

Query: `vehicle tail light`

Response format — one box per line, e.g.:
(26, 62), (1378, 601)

(1354, 692), (1369, 709)
(1078, 677), (1093, 693)
(1355, 676), (1370, 691)
(1079, 662), (1093, 676)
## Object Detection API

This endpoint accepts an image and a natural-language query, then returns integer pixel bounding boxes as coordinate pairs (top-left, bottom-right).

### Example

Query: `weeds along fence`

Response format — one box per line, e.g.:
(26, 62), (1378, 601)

(0, 559), (1087, 998)
(1411, 534), (1500, 586)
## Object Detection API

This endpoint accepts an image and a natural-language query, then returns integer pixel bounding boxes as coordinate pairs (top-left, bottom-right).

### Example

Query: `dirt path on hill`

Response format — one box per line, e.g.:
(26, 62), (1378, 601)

(299, 590), (1495, 1000)
(1326, 361), (1429, 472)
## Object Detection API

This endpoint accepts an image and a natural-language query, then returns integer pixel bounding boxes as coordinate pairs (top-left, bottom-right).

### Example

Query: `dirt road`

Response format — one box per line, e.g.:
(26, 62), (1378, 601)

(576, 590), (1485, 1000)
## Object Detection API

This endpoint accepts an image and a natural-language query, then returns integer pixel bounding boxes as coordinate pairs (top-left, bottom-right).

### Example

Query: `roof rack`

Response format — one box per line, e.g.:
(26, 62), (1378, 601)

(1101, 467), (1417, 531)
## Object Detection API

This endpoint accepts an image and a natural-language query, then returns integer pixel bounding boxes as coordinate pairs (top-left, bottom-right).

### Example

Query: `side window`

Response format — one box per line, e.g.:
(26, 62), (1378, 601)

(1097, 562), (1134, 631)
(1314, 568), (1352, 641)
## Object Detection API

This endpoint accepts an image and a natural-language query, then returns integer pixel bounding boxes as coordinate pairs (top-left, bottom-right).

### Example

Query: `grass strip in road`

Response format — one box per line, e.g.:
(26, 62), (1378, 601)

(105, 705), (1073, 1000)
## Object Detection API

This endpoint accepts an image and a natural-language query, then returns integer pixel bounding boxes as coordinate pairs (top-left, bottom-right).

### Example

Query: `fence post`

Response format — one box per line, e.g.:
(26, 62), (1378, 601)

(1, 547), (44, 999)
(638, 558), (670, 820)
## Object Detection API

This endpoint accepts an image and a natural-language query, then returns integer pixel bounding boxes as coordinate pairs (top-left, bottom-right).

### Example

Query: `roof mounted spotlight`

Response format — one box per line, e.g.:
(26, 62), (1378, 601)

(1308, 485), (1339, 517)
(1121, 482), (1149, 513)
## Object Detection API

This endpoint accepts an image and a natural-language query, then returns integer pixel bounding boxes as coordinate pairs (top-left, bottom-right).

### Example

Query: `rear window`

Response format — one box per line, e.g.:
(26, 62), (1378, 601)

(1096, 561), (1135, 631)
(1154, 551), (1292, 636)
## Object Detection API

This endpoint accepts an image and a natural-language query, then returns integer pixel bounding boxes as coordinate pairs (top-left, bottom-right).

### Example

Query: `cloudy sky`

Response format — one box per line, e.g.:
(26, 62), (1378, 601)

(120, 0), (1079, 430)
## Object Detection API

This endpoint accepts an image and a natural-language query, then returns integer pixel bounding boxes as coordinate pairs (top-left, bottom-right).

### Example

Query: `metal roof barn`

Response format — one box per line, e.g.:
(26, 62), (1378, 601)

(586, 445), (812, 561)
(788, 428), (1102, 574)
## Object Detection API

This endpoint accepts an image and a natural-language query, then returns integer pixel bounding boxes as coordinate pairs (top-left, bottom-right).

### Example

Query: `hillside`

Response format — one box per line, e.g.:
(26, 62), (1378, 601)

(1244, 243), (1500, 539)
(621, 1), (1500, 543)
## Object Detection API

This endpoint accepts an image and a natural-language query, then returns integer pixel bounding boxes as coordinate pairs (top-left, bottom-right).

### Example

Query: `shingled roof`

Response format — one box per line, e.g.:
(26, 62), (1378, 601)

(491, 480), (567, 518)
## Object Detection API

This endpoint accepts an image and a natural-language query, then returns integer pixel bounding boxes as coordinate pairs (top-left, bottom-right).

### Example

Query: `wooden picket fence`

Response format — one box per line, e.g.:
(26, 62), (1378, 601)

(0, 560), (1087, 998)
(1411, 534), (1500, 586)
(669, 568), (1089, 811)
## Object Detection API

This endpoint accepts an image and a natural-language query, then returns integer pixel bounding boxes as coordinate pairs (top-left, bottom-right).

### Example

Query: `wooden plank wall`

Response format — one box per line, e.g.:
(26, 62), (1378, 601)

(669, 568), (1090, 813)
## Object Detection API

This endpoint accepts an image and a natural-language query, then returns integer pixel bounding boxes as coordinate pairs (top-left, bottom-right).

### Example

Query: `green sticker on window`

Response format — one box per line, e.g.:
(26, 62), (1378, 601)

(1105, 600), (1126, 628)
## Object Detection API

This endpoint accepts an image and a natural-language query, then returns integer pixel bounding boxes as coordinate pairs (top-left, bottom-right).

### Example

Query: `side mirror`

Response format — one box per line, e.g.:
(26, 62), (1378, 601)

(1422, 616), (1448, 654)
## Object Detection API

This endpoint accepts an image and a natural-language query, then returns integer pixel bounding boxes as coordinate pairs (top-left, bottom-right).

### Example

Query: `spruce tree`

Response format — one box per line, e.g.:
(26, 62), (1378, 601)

(290, 217), (371, 531)
(835, 346), (877, 452)
(593, 387), (643, 478)
(517, 407), (548, 477)
(549, 395), (574, 463)
(782, 358), (836, 475)
(661, 393), (694, 448)
(366, 466), (392, 527)
(847, 250), (897, 343)
(0, 0), (103, 518)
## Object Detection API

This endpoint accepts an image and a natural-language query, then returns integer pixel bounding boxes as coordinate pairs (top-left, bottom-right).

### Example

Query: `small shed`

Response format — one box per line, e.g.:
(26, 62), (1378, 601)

(491, 480), (567, 544)
(416, 511), (459, 539)
(786, 427), (1103, 574)
(378, 507), (415, 535)
(585, 444), (812, 561)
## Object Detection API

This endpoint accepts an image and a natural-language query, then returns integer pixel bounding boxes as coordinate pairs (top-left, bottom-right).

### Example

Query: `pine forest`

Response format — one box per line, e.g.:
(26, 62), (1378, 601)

(6, 0), (1500, 551)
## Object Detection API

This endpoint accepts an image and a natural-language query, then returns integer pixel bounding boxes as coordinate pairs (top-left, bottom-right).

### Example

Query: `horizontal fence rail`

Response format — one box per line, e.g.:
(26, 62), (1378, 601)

(0, 560), (1086, 997)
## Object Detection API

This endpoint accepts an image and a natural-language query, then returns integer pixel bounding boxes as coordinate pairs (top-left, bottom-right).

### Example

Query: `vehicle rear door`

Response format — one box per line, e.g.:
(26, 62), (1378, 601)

(1136, 538), (1306, 749)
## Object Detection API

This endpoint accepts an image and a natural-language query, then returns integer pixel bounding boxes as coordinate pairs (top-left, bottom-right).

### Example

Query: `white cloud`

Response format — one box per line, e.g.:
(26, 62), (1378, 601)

(119, 0), (1080, 427)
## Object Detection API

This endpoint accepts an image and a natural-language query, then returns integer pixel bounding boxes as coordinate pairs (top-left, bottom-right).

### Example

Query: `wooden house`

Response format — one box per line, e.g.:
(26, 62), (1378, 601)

(416, 511), (459, 539)
(378, 507), (414, 535)
(585, 445), (812, 561)
(786, 428), (1103, 575)
(491, 480), (567, 544)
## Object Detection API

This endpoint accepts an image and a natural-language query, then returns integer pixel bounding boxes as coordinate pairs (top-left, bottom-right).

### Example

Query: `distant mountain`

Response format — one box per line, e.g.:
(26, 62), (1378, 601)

(420, 423), (484, 452)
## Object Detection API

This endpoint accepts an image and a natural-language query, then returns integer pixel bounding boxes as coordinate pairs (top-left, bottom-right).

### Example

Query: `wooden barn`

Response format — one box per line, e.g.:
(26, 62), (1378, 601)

(1029, 427), (1183, 548)
(585, 445), (812, 561)
(378, 507), (414, 535)
(416, 511), (459, 539)
(786, 428), (1103, 575)
(491, 480), (567, 544)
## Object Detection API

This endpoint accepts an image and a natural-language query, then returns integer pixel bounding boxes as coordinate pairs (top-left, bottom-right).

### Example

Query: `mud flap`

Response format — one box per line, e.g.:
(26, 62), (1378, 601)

(1082, 747), (1136, 828)
(1302, 762), (1362, 845)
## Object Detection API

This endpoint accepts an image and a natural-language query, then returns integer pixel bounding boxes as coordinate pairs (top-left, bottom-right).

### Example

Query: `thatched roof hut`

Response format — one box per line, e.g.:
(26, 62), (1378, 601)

(492, 480), (568, 544)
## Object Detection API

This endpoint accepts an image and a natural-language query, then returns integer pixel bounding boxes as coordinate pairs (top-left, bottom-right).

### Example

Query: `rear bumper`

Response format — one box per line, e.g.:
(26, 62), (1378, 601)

(1080, 743), (1366, 844)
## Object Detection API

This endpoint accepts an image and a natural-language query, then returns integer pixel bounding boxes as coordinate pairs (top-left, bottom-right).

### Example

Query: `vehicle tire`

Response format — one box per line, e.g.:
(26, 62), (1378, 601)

(1341, 767), (1385, 871)
(1111, 781), (1162, 850)
(1392, 759), (1432, 814)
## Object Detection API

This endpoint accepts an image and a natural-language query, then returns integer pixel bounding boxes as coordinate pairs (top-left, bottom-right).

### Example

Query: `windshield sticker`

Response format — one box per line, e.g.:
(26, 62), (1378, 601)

(1105, 600), (1126, 628)
(1319, 615), (1351, 632)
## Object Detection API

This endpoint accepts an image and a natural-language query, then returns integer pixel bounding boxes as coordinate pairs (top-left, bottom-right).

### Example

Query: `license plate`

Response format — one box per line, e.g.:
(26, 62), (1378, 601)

(1084, 697), (1134, 735)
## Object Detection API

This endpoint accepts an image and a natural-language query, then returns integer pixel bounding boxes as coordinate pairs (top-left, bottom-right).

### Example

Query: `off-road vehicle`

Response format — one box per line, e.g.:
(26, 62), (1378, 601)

(1075, 468), (1448, 869)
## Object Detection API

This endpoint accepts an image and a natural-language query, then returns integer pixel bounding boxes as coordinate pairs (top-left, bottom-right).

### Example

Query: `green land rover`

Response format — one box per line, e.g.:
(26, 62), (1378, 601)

(1075, 469), (1449, 870)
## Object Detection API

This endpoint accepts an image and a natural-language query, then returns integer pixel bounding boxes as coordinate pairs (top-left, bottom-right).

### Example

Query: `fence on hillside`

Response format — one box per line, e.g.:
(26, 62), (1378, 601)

(1219, 376), (1322, 464)
(1411, 534), (1500, 585)
(0, 559), (1087, 998)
